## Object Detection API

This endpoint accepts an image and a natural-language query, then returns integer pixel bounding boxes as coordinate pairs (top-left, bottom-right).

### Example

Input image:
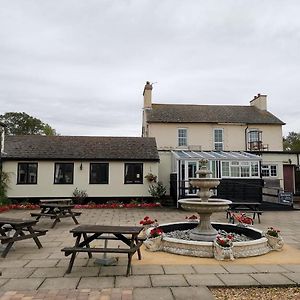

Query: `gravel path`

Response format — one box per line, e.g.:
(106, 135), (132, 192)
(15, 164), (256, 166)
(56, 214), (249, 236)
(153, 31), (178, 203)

(211, 287), (300, 300)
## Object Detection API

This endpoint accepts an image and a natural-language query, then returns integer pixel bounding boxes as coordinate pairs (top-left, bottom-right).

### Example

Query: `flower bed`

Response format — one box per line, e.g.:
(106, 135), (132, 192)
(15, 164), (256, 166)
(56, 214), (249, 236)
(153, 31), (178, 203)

(74, 202), (161, 209)
(0, 202), (161, 213)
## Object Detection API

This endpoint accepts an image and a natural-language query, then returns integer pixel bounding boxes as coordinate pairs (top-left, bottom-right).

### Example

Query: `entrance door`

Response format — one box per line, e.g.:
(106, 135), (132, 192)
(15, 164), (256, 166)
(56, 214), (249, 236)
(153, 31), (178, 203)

(283, 165), (295, 193)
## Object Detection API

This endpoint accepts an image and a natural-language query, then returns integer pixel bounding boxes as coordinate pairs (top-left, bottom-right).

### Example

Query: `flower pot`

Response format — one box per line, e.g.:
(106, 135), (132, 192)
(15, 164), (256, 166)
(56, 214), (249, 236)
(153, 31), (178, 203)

(265, 233), (284, 251)
(143, 236), (162, 252)
(213, 242), (234, 261)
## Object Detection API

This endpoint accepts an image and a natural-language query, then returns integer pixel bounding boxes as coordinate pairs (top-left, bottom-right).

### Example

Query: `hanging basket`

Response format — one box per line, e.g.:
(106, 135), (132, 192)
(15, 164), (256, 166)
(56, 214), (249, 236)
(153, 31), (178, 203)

(143, 236), (162, 252)
(213, 242), (234, 261)
(265, 233), (284, 251)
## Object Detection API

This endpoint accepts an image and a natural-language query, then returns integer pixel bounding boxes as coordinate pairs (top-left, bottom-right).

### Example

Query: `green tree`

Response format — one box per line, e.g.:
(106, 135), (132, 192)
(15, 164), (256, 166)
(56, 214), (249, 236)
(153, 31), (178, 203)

(0, 112), (57, 135)
(283, 132), (300, 151)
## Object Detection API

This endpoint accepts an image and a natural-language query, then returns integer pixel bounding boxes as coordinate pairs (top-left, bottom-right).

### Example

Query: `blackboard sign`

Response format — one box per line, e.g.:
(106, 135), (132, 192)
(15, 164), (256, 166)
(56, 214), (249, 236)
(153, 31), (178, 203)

(278, 192), (293, 206)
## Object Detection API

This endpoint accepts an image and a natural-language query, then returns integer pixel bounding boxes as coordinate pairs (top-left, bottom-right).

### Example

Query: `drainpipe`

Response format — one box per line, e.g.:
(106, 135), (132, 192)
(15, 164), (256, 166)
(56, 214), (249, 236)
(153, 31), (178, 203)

(245, 125), (249, 151)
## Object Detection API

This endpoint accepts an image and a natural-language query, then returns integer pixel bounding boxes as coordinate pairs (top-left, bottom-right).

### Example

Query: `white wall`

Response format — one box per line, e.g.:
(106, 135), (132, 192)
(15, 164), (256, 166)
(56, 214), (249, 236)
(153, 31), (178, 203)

(148, 123), (283, 151)
(3, 160), (159, 198)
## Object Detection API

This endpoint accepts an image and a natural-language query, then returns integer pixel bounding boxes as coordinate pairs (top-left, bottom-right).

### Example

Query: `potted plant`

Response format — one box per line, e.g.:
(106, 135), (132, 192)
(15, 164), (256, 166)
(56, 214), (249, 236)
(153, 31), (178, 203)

(139, 216), (158, 238)
(145, 173), (157, 183)
(143, 227), (164, 252)
(234, 213), (253, 226)
(213, 232), (234, 260)
(265, 227), (284, 251)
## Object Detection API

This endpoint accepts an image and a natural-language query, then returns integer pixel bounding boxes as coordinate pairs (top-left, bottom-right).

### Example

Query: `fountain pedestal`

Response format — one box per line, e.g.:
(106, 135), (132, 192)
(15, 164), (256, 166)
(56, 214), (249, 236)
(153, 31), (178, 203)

(178, 165), (232, 242)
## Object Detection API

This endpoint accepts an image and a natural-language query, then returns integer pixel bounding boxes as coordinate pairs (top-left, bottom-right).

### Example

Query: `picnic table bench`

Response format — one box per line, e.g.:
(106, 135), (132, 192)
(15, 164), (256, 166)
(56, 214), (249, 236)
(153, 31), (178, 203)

(0, 217), (47, 258)
(62, 225), (143, 276)
(226, 202), (263, 224)
(31, 203), (81, 228)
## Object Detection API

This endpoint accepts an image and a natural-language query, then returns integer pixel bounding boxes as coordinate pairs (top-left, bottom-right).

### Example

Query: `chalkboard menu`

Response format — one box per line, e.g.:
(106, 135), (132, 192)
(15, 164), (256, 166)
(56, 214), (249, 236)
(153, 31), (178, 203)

(278, 192), (293, 206)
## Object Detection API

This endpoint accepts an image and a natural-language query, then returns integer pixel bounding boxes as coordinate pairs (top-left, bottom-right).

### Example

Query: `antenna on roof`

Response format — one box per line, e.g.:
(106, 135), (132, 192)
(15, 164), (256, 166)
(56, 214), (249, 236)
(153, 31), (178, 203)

(151, 82), (158, 85)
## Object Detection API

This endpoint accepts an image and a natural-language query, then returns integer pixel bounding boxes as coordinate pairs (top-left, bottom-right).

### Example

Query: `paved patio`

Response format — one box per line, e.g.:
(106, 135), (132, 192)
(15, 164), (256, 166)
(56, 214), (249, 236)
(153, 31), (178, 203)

(0, 207), (300, 299)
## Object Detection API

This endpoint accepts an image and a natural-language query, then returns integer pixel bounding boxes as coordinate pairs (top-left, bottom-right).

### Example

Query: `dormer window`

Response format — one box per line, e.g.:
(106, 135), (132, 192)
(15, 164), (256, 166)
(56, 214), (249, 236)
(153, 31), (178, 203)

(213, 128), (223, 151)
(178, 128), (187, 147)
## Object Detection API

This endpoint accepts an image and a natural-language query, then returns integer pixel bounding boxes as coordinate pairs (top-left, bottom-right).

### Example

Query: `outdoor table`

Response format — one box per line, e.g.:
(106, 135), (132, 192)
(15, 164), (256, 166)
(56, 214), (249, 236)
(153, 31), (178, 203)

(62, 225), (143, 276)
(31, 203), (81, 228)
(0, 217), (47, 258)
(227, 202), (263, 223)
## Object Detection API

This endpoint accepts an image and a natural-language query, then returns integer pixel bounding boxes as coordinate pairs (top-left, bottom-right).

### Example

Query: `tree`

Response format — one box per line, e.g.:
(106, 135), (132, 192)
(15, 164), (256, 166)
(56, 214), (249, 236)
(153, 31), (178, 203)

(0, 112), (57, 135)
(283, 132), (300, 151)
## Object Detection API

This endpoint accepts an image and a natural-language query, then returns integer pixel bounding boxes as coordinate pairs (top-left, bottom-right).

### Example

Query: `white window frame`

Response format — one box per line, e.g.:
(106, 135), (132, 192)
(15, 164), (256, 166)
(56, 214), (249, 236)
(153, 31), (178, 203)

(221, 161), (260, 178)
(213, 128), (224, 151)
(261, 164), (278, 177)
(178, 128), (188, 147)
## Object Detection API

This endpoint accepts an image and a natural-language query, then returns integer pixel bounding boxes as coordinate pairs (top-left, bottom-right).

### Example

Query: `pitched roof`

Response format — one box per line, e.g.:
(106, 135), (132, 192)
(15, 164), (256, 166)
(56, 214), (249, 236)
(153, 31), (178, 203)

(145, 104), (285, 125)
(2, 136), (159, 161)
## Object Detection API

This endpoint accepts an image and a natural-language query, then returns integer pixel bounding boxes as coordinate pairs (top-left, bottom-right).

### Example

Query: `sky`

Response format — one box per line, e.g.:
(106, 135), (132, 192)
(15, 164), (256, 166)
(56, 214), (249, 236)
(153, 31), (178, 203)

(0, 0), (299, 137)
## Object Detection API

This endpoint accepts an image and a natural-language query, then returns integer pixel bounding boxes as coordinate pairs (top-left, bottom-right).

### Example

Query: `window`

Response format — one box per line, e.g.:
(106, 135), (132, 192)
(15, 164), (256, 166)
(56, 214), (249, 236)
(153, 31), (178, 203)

(178, 128), (187, 147)
(261, 164), (277, 177)
(17, 163), (38, 184)
(90, 163), (109, 184)
(221, 161), (259, 178)
(214, 128), (223, 151)
(124, 163), (143, 184)
(54, 163), (74, 184)
(248, 129), (260, 142)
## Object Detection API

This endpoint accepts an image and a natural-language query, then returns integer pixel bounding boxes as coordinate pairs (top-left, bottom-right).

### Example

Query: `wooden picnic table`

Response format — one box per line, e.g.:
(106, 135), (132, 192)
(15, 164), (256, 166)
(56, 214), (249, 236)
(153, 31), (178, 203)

(31, 203), (81, 228)
(62, 225), (143, 276)
(227, 202), (263, 223)
(0, 217), (47, 258)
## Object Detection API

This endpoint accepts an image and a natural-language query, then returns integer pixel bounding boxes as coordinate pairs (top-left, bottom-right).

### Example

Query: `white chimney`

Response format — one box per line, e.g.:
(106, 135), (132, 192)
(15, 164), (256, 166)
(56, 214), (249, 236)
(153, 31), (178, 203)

(250, 93), (267, 110)
(143, 81), (152, 109)
(0, 122), (5, 154)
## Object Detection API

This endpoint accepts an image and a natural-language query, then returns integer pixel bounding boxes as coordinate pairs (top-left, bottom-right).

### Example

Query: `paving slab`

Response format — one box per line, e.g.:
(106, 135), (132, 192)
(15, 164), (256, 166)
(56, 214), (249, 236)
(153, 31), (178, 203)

(116, 275), (151, 288)
(77, 277), (115, 289)
(38, 277), (80, 290)
(171, 286), (215, 300)
(132, 264), (164, 275)
(133, 287), (173, 300)
(251, 273), (296, 285)
(151, 274), (189, 287)
(21, 252), (51, 259)
(283, 272), (300, 284)
(56, 257), (89, 267)
(184, 274), (225, 286)
(30, 267), (67, 278)
(1, 267), (35, 278)
(64, 266), (100, 277)
(25, 259), (59, 268)
(1, 278), (44, 291)
(0, 278), (9, 287)
(222, 264), (258, 274)
(192, 265), (228, 274)
(217, 274), (260, 286)
(280, 264), (300, 272)
(163, 264), (195, 274)
(0, 259), (30, 268)
(99, 265), (128, 276)
(252, 264), (289, 273)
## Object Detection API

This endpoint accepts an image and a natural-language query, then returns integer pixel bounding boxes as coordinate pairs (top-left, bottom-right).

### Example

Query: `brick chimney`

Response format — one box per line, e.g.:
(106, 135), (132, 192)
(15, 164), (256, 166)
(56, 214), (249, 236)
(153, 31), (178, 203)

(143, 81), (153, 109)
(250, 93), (267, 110)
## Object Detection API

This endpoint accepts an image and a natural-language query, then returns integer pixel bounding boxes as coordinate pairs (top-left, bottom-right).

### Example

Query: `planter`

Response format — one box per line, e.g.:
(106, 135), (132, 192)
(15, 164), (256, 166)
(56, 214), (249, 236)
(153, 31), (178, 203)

(265, 233), (284, 251)
(213, 242), (234, 261)
(144, 236), (162, 252)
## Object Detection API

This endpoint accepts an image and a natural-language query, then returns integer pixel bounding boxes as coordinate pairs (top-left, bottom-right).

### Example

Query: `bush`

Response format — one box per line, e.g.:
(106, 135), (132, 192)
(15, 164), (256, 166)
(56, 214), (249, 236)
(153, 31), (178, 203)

(72, 188), (88, 204)
(148, 182), (166, 202)
(0, 171), (10, 205)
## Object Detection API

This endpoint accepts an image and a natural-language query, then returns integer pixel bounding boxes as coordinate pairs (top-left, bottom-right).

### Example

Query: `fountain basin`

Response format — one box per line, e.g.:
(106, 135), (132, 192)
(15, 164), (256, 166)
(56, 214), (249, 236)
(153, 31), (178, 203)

(178, 198), (232, 213)
(157, 222), (270, 258)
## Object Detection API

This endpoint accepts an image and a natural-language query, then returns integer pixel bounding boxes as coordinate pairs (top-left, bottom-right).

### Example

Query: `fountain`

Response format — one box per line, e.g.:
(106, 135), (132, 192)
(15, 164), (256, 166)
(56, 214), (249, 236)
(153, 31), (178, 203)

(145, 163), (273, 259)
(178, 164), (232, 241)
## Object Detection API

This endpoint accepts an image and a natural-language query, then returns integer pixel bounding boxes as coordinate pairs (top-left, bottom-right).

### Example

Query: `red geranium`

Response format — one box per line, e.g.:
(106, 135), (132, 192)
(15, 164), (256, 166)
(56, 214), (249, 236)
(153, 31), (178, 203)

(149, 227), (163, 238)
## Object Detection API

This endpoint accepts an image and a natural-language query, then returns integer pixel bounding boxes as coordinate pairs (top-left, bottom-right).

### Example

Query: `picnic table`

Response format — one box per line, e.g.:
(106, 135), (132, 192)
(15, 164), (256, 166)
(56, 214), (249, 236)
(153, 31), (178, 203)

(226, 202), (263, 223)
(62, 225), (143, 276)
(0, 217), (47, 258)
(31, 202), (81, 228)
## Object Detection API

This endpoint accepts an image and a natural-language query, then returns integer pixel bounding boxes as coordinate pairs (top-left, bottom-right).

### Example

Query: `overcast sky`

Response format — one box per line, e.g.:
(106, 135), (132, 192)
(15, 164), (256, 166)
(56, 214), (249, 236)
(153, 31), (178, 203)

(0, 1), (299, 137)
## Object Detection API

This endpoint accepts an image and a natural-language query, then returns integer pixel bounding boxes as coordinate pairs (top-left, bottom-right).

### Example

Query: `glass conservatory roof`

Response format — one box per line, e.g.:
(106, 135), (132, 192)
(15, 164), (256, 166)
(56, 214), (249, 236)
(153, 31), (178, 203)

(172, 150), (261, 161)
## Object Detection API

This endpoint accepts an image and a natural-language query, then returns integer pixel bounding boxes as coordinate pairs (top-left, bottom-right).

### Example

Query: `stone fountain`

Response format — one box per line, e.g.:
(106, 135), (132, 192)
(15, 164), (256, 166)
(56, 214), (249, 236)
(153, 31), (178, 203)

(178, 165), (232, 241)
